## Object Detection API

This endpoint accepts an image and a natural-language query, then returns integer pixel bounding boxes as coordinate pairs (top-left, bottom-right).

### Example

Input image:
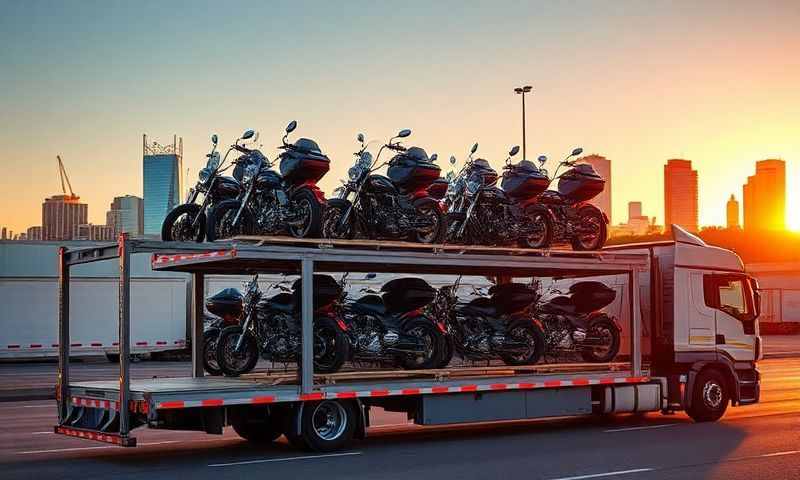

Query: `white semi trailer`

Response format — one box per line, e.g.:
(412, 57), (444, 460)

(54, 227), (760, 451)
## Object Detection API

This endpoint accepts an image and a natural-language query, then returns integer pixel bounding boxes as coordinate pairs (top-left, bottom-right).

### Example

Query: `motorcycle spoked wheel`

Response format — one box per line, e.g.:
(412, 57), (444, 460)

(203, 328), (223, 376)
(498, 319), (546, 366)
(216, 326), (259, 377)
(519, 206), (553, 249)
(310, 317), (350, 374)
(571, 207), (607, 251)
(580, 318), (620, 363)
(411, 204), (446, 244)
(321, 202), (356, 240)
(162, 204), (205, 242)
(206, 202), (255, 242)
(398, 318), (444, 370)
(288, 189), (323, 239)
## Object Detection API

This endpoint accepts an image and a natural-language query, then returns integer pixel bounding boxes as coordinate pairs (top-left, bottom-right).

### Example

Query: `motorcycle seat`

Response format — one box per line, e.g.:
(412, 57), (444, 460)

(542, 296), (577, 314)
(350, 295), (387, 317)
(263, 293), (296, 314)
(457, 297), (498, 317)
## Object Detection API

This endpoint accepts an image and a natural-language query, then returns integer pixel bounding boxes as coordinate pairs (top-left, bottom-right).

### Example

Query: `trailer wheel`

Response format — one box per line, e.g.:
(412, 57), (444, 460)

(231, 411), (282, 444)
(299, 400), (357, 452)
(687, 368), (730, 422)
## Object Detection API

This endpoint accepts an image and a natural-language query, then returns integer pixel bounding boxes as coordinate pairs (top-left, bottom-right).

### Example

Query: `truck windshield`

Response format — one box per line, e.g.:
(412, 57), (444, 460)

(718, 278), (750, 319)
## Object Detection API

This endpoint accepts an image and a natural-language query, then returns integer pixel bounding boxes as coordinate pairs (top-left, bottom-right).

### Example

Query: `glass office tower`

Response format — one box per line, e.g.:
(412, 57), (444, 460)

(143, 135), (183, 236)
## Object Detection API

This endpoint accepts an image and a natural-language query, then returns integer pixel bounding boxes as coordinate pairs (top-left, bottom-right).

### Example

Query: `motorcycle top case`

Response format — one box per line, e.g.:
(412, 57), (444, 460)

(291, 274), (343, 310)
(279, 138), (331, 184)
(501, 160), (550, 199)
(205, 288), (244, 318)
(568, 281), (616, 313)
(427, 177), (449, 200)
(387, 147), (441, 192)
(557, 163), (605, 203)
(488, 283), (537, 315)
(380, 277), (436, 312)
(471, 159), (498, 186)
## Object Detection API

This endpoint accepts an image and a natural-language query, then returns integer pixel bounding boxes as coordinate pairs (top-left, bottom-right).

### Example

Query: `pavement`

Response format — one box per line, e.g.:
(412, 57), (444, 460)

(0, 357), (798, 479)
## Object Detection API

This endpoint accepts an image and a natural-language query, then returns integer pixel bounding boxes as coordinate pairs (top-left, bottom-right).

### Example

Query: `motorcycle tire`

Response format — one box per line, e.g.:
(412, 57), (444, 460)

(288, 188), (323, 239)
(519, 205), (553, 249)
(206, 200), (254, 242)
(570, 206), (607, 251)
(411, 200), (446, 244)
(436, 335), (455, 369)
(203, 328), (223, 376)
(215, 326), (259, 377)
(499, 319), (546, 366)
(580, 317), (621, 363)
(161, 203), (205, 242)
(398, 318), (444, 370)
(321, 199), (356, 240)
(312, 317), (350, 374)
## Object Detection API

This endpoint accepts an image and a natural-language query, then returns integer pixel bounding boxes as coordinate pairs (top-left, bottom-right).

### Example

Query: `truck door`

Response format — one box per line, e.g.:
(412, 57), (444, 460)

(687, 271), (716, 349)
(702, 274), (758, 362)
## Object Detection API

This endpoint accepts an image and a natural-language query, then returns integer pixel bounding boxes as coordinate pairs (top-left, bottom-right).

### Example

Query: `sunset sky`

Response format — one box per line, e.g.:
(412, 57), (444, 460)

(1, 0), (798, 234)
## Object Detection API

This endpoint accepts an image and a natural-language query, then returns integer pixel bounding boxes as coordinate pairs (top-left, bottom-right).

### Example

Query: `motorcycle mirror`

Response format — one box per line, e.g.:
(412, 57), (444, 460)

(397, 129), (412, 138)
(538, 155), (548, 164)
(357, 133), (365, 143)
(470, 143), (479, 154)
(286, 120), (297, 134)
(241, 129), (255, 140)
(430, 153), (438, 162)
(449, 155), (457, 165)
(211, 134), (218, 145)
(509, 145), (520, 157)
(364, 273), (377, 280)
(571, 147), (583, 157)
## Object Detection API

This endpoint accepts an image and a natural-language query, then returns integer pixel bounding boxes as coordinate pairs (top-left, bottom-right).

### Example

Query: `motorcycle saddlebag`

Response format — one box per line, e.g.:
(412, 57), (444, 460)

(568, 281), (616, 313)
(381, 277), (436, 312)
(387, 147), (441, 192)
(279, 138), (331, 184)
(292, 274), (343, 310)
(427, 178), (449, 200)
(205, 288), (244, 318)
(489, 283), (536, 315)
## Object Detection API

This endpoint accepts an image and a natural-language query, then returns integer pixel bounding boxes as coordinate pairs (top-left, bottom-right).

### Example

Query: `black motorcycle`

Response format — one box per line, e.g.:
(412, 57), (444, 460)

(206, 121), (330, 241)
(203, 287), (245, 375)
(533, 280), (621, 363)
(321, 130), (446, 243)
(215, 275), (350, 376)
(445, 144), (552, 248)
(427, 277), (545, 367)
(337, 275), (446, 370)
(532, 148), (609, 250)
(161, 132), (246, 242)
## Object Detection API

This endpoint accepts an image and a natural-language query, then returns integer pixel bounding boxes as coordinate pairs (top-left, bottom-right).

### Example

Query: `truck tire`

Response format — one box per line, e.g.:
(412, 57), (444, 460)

(299, 400), (357, 452)
(231, 410), (282, 443)
(687, 368), (730, 422)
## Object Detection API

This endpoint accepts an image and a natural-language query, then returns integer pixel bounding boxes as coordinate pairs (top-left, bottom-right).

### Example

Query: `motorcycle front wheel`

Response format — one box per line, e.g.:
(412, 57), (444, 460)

(499, 319), (546, 366)
(580, 317), (620, 363)
(216, 326), (259, 376)
(161, 203), (205, 242)
(312, 317), (350, 373)
(206, 200), (254, 242)
(288, 189), (323, 239)
(571, 206), (607, 251)
(321, 200), (355, 240)
(203, 328), (222, 376)
(399, 318), (444, 370)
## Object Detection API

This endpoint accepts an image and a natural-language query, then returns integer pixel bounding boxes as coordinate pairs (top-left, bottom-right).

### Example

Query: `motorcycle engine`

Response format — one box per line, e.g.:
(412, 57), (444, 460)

(254, 192), (286, 234)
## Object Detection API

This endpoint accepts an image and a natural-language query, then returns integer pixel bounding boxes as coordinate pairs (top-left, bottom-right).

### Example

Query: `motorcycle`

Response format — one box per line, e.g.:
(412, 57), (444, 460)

(427, 276), (545, 367)
(203, 287), (245, 375)
(532, 280), (621, 363)
(206, 121), (330, 241)
(532, 148), (609, 250)
(337, 274), (446, 370)
(321, 130), (446, 243)
(215, 274), (350, 376)
(444, 144), (552, 247)
(161, 132), (247, 242)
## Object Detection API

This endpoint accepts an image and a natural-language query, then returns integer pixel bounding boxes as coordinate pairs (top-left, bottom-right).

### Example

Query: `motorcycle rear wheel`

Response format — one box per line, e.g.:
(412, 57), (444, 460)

(412, 203), (446, 244)
(499, 319), (545, 366)
(161, 203), (205, 242)
(203, 328), (222, 376)
(571, 207), (607, 251)
(580, 317), (620, 363)
(312, 317), (350, 373)
(216, 326), (259, 376)
(288, 189), (322, 238)
(399, 318), (444, 370)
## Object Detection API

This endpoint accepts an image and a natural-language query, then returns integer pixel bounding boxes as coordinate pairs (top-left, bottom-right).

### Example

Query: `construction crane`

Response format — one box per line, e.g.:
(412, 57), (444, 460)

(56, 155), (77, 199)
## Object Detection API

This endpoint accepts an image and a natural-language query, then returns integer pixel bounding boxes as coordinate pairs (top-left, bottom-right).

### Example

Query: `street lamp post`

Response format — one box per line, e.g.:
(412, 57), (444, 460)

(514, 85), (532, 160)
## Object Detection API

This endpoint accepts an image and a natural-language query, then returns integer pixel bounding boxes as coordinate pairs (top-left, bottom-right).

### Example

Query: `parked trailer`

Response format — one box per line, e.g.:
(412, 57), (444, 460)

(53, 227), (760, 451)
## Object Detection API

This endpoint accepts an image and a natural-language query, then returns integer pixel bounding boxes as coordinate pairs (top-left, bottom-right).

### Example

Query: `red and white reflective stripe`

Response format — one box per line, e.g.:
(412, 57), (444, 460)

(55, 426), (129, 445)
(72, 396), (120, 411)
(4, 341), (185, 350)
(151, 249), (237, 267)
(155, 376), (650, 410)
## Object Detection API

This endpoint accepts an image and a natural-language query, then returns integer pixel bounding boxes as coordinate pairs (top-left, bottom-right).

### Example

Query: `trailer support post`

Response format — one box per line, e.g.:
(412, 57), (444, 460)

(191, 272), (205, 378)
(57, 246), (70, 424)
(118, 234), (131, 437)
(630, 267), (642, 376)
(300, 257), (314, 394)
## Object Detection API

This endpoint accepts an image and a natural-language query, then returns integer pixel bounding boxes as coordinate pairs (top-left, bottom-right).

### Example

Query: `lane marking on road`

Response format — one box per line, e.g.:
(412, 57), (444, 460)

(31, 431), (52, 435)
(370, 423), (416, 429)
(747, 450), (800, 459)
(547, 468), (654, 480)
(603, 424), (680, 433)
(208, 451), (363, 467)
(17, 440), (178, 455)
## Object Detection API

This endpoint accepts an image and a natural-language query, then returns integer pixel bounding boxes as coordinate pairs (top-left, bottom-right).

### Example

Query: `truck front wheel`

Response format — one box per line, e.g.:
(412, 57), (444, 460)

(687, 368), (730, 422)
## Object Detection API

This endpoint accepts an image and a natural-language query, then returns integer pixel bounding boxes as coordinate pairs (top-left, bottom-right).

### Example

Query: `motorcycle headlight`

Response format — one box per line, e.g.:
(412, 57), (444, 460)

(198, 167), (212, 183)
(243, 164), (258, 184)
(348, 165), (363, 181)
(358, 151), (373, 169)
(466, 179), (481, 195)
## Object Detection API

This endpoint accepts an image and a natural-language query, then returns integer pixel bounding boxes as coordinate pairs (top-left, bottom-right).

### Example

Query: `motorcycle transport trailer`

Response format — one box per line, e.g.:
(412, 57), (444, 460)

(53, 229), (760, 451)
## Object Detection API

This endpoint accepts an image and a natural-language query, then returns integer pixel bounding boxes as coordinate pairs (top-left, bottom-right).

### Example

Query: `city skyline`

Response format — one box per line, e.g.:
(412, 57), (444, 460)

(0, 1), (798, 233)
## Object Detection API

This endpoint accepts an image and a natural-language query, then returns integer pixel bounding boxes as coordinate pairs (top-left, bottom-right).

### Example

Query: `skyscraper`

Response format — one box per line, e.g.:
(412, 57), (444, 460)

(743, 159), (786, 231)
(42, 194), (88, 240)
(143, 135), (182, 236)
(726, 194), (740, 229)
(663, 159), (698, 233)
(26, 226), (42, 240)
(107, 195), (144, 236)
(628, 201), (642, 221)
(577, 154), (611, 223)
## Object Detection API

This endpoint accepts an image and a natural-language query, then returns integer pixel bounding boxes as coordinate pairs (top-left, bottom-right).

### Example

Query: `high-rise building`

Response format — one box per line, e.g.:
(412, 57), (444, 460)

(743, 159), (786, 231)
(26, 226), (42, 240)
(628, 201), (642, 221)
(726, 194), (740, 229)
(577, 154), (611, 223)
(664, 159), (698, 233)
(42, 194), (88, 240)
(143, 134), (182, 236)
(107, 195), (144, 236)
(1, 227), (6, 240)
(73, 223), (115, 241)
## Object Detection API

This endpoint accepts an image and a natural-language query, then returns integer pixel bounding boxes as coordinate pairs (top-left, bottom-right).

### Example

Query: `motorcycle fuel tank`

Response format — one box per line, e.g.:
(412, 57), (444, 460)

(364, 174), (398, 194)
(557, 164), (605, 203)
(255, 170), (283, 190)
(211, 176), (241, 199)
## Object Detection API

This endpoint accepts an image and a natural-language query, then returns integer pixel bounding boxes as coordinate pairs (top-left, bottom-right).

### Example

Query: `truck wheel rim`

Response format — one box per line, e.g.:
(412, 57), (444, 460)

(702, 381), (723, 409)
(312, 401), (347, 441)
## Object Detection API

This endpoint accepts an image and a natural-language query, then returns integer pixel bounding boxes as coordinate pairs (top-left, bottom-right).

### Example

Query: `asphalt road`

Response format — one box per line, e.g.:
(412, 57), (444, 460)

(0, 358), (798, 480)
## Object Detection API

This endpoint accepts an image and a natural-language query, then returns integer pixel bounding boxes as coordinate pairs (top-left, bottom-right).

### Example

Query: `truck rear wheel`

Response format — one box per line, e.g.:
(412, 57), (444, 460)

(687, 368), (730, 422)
(298, 400), (357, 452)
(231, 410), (282, 443)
